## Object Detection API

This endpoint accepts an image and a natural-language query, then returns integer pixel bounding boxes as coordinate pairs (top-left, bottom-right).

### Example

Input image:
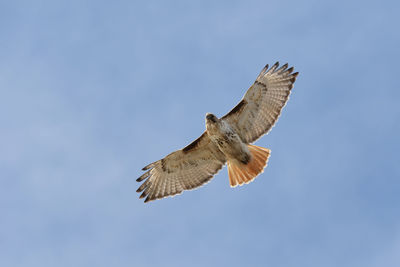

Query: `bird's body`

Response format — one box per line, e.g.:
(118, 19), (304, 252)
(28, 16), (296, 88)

(137, 62), (298, 203)
(205, 113), (251, 165)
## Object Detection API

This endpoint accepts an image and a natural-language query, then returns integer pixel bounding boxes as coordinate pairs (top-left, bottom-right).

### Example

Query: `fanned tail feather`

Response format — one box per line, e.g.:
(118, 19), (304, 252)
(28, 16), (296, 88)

(227, 145), (271, 187)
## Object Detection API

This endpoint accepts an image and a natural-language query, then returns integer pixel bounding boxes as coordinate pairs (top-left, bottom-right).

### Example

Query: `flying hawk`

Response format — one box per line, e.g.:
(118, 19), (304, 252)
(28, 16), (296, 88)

(137, 62), (298, 202)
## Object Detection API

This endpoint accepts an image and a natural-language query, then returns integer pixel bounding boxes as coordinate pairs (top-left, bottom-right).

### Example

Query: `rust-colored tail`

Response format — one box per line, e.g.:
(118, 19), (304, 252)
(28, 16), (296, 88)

(227, 145), (271, 187)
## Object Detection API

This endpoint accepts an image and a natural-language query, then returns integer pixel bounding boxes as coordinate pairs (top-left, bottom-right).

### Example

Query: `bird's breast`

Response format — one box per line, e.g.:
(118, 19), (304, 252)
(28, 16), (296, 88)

(207, 121), (251, 164)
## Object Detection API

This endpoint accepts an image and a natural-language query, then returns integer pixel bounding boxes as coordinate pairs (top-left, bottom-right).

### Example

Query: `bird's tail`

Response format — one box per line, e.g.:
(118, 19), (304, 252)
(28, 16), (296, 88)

(227, 145), (271, 187)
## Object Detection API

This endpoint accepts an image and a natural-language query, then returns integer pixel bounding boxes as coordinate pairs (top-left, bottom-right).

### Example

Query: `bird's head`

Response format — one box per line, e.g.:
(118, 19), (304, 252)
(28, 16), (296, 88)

(205, 113), (218, 124)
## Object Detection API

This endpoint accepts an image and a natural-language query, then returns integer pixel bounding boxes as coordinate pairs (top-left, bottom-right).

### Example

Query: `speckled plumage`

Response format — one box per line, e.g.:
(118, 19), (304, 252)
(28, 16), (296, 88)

(137, 62), (298, 203)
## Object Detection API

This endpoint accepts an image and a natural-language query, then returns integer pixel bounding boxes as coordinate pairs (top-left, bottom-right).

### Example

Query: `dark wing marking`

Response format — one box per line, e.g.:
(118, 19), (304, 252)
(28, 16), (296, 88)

(182, 132), (207, 153)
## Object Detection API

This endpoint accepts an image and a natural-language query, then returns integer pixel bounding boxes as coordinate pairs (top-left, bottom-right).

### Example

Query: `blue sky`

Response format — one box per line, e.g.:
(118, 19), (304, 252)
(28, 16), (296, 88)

(1, 0), (399, 266)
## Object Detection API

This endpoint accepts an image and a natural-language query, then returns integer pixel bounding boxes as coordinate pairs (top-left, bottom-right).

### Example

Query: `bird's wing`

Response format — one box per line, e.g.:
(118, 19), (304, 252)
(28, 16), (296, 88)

(222, 62), (298, 143)
(136, 132), (226, 203)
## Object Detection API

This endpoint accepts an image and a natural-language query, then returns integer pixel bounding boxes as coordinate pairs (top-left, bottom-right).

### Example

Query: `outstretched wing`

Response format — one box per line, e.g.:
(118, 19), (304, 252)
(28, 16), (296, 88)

(222, 62), (298, 143)
(136, 132), (226, 203)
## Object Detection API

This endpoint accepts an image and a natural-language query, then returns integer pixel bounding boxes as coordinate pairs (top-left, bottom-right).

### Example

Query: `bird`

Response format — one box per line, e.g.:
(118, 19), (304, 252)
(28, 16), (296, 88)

(137, 62), (298, 203)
